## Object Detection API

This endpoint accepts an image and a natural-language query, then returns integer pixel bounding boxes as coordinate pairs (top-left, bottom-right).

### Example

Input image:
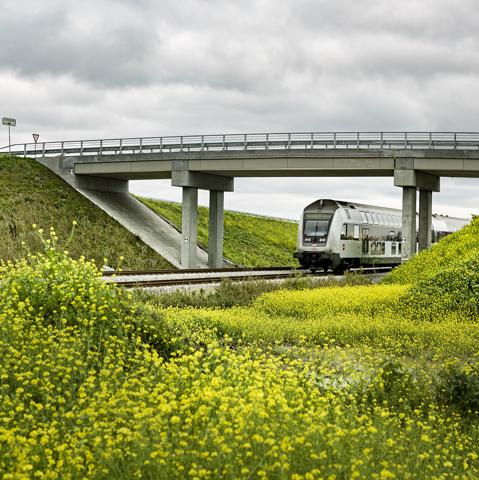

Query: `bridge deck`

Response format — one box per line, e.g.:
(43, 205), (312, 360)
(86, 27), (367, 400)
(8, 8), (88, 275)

(70, 148), (479, 180)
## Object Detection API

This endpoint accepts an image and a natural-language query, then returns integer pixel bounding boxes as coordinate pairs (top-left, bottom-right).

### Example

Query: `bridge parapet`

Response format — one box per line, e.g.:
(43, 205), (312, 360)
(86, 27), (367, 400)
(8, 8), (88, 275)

(3, 131), (479, 158)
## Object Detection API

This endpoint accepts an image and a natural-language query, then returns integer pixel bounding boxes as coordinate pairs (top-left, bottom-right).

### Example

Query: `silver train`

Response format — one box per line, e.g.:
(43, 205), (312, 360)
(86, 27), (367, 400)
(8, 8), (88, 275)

(293, 199), (470, 272)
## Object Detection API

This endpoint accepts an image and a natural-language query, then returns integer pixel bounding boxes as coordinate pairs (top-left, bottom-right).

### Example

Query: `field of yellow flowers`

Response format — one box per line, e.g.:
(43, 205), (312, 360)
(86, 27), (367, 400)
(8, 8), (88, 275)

(1, 224), (479, 479)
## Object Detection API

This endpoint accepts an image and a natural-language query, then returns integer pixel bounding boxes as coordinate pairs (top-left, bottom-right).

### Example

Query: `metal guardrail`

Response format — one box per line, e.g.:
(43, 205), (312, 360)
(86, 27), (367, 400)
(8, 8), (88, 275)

(1, 132), (479, 157)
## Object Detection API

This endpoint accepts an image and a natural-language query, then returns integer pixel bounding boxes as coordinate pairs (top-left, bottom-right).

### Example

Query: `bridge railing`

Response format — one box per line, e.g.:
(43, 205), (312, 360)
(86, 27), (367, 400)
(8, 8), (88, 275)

(1, 132), (479, 157)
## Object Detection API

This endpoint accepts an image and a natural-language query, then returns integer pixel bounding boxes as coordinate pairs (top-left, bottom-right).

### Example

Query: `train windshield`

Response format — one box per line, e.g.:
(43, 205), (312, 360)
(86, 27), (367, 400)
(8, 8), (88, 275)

(303, 213), (333, 242)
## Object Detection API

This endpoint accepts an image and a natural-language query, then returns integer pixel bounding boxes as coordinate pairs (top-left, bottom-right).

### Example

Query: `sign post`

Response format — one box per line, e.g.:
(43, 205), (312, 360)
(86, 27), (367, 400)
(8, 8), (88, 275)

(2, 117), (16, 157)
(33, 134), (39, 157)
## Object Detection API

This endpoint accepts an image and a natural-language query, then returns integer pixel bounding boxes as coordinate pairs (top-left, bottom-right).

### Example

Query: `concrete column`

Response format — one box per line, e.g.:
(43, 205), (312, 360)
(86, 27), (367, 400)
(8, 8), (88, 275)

(208, 190), (224, 268)
(401, 186), (417, 261)
(181, 187), (198, 268)
(418, 190), (432, 252)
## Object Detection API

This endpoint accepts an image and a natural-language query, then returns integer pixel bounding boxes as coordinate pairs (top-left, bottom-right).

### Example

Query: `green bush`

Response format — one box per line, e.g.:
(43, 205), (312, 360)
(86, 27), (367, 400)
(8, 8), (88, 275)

(383, 216), (479, 287)
(400, 255), (479, 321)
(435, 363), (479, 415)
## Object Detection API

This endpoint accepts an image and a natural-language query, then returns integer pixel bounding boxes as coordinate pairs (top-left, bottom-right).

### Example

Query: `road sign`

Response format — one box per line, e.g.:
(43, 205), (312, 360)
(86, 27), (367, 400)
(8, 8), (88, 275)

(33, 134), (39, 143)
(3, 117), (16, 157)
(2, 117), (16, 126)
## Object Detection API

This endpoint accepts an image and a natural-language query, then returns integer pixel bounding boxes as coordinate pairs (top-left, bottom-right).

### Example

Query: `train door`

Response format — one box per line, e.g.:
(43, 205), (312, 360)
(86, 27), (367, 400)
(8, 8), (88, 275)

(353, 225), (361, 256)
(361, 227), (370, 259)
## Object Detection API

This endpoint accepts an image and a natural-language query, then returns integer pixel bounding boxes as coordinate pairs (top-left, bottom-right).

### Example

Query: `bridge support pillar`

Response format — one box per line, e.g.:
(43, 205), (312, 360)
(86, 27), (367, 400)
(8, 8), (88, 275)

(394, 164), (440, 261)
(181, 187), (199, 268)
(401, 187), (417, 261)
(208, 190), (224, 268)
(172, 170), (234, 269)
(418, 190), (432, 252)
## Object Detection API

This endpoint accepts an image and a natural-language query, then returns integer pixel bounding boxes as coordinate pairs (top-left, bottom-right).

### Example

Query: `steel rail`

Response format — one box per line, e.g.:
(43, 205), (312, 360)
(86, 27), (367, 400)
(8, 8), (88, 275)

(2, 132), (479, 157)
(106, 271), (321, 289)
(104, 266), (392, 289)
(102, 266), (295, 277)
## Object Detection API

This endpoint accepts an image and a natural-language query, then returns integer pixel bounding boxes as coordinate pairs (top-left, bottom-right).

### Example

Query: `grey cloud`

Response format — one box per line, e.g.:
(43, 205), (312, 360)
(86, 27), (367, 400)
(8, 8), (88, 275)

(0, 0), (161, 88)
(2, 0), (479, 95)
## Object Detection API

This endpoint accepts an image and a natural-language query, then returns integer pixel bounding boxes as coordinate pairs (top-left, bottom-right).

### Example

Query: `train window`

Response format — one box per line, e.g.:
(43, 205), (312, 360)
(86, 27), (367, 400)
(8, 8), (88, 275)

(360, 211), (367, 223)
(371, 242), (376, 255)
(382, 242), (385, 255)
(305, 220), (329, 236)
(353, 225), (360, 239)
(392, 243), (396, 255)
(366, 212), (373, 224)
(372, 213), (380, 225)
(398, 242), (402, 254)
(382, 214), (389, 226)
(341, 224), (348, 239)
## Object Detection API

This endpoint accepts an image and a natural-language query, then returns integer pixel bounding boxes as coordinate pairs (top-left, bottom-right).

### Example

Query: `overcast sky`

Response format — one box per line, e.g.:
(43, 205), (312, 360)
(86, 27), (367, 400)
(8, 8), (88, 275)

(1, 0), (479, 220)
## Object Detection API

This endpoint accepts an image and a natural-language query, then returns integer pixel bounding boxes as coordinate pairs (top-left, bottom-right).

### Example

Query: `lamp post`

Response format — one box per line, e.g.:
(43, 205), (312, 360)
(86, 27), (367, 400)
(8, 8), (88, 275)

(2, 117), (16, 157)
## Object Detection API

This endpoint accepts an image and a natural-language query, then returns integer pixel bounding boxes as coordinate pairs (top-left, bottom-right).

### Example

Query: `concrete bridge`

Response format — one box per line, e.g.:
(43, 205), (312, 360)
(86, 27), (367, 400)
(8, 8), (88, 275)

(4, 131), (479, 268)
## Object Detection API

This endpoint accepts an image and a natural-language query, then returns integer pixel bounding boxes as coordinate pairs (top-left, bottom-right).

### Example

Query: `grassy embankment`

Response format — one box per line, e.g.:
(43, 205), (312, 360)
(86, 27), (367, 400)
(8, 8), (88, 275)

(136, 197), (299, 267)
(1, 210), (479, 478)
(0, 154), (173, 270)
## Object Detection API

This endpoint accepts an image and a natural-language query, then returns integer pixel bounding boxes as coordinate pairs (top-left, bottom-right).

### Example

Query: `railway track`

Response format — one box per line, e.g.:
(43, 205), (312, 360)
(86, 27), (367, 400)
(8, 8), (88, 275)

(102, 266), (295, 277)
(102, 266), (392, 289)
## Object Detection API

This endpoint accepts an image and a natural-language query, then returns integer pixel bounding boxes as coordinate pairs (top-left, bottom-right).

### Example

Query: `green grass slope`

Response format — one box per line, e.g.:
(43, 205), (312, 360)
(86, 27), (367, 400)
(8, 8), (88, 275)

(137, 197), (299, 267)
(383, 216), (479, 320)
(0, 155), (173, 270)
(383, 215), (479, 286)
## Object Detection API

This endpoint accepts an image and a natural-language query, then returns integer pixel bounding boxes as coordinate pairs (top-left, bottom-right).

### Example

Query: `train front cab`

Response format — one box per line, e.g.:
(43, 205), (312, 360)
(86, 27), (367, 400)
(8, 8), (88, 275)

(294, 211), (335, 271)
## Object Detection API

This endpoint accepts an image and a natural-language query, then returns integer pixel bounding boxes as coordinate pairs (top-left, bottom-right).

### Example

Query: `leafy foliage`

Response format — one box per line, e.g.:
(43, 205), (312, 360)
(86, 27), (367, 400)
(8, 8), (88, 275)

(383, 216), (479, 286)
(435, 363), (479, 414)
(383, 216), (479, 321)
(1, 231), (479, 478)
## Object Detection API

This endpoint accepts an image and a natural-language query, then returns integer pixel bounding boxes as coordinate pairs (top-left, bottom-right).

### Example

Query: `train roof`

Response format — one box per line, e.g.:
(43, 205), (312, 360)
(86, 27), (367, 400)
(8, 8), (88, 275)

(304, 199), (470, 223)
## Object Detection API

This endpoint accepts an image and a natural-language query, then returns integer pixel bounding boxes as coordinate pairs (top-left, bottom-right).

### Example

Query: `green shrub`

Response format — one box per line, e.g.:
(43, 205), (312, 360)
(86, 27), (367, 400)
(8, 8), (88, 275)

(383, 216), (479, 287)
(435, 362), (479, 415)
(400, 255), (479, 321)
